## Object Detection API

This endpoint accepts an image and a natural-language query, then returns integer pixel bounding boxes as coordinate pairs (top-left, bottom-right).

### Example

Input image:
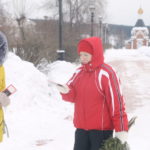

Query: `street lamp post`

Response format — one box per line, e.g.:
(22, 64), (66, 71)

(89, 4), (95, 37)
(99, 16), (103, 38)
(57, 0), (65, 60)
(104, 23), (108, 45)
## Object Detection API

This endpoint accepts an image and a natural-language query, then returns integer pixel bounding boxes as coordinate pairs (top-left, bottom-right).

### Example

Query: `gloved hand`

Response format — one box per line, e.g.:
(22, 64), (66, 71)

(56, 84), (70, 94)
(115, 131), (128, 144)
(0, 92), (10, 107)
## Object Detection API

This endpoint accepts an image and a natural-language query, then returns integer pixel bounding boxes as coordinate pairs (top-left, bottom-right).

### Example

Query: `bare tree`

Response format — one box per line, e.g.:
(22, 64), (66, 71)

(12, 0), (31, 41)
(42, 0), (59, 20)
(11, 0), (46, 65)
(42, 0), (106, 25)
(0, 0), (10, 28)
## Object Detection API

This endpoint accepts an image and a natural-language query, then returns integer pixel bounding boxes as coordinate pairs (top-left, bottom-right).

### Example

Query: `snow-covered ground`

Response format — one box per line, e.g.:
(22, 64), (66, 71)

(0, 47), (150, 150)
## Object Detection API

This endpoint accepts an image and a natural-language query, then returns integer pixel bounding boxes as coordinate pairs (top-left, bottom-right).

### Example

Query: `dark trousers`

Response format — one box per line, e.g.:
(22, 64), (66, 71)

(73, 129), (113, 150)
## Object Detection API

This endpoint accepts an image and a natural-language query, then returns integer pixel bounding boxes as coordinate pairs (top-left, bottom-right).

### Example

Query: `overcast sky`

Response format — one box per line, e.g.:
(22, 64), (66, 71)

(106, 0), (150, 26)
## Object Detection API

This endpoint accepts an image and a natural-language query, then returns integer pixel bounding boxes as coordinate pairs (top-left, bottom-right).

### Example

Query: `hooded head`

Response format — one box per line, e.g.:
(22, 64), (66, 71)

(78, 40), (93, 55)
(0, 32), (8, 65)
(78, 37), (104, 69)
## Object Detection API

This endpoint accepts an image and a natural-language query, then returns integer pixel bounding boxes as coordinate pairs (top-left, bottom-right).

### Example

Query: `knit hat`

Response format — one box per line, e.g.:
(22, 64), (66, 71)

(78, 40), (93, 55)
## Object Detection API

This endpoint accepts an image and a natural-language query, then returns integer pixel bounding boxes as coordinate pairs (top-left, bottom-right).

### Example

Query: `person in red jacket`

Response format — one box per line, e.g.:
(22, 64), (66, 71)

(57, 37), (128, 150)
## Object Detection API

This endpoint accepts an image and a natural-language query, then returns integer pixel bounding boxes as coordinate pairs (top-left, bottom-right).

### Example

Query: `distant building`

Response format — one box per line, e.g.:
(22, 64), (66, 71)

(125, 8), (150, 49)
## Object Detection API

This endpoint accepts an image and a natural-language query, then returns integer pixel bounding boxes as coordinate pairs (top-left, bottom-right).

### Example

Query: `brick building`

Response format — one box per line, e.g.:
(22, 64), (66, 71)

(125, 8), (150, 49)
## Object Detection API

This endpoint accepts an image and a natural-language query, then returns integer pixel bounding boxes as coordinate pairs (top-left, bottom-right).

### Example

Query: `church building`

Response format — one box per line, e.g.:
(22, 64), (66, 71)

(125, 8), (150, 49)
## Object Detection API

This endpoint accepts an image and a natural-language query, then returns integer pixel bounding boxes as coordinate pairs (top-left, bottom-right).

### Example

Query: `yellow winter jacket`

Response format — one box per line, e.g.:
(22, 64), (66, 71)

(0, 65), (6, 142)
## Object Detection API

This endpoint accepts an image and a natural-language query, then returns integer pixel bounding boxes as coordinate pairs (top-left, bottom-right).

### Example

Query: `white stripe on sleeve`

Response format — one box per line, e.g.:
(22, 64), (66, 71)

(98, 69), (115, 116)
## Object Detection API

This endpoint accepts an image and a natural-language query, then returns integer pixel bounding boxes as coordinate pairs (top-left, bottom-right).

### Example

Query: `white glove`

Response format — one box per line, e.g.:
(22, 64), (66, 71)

(0, 92), (10, 107)
(56, 84), (70, 94)
(115, 131), (128, 144)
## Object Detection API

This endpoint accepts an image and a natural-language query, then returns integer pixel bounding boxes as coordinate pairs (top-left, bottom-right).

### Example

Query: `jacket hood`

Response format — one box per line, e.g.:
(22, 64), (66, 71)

(78, 37), (104, 69)
(0, 31), (8, 65)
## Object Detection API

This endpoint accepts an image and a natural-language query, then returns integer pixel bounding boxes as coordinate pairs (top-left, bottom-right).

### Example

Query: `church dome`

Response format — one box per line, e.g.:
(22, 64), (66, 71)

(135, 19), (145, 27)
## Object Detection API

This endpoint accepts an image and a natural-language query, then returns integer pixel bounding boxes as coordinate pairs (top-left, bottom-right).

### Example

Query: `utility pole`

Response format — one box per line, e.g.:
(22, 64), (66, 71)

(89, 4), (95, 37)
(57, 0), (65, 60)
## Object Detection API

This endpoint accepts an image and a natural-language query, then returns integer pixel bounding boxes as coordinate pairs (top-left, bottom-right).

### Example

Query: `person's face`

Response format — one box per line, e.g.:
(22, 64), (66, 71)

(79, 52), (92, 64)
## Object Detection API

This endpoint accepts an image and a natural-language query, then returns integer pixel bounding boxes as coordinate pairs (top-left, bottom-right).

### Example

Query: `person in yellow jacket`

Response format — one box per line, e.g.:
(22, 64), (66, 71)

(0, 31), (10, 142)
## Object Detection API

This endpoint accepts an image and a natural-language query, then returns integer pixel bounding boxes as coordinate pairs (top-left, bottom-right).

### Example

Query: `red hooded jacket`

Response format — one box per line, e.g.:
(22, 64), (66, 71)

(61, 37), (128, 132)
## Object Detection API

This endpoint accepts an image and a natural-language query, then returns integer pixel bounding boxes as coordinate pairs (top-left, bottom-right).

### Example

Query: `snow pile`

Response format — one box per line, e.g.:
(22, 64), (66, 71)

(105, 46), (150, 61)
(4, 52), (51, 111)
(47, 61), (77, 84)
(105, 48), (150, 112)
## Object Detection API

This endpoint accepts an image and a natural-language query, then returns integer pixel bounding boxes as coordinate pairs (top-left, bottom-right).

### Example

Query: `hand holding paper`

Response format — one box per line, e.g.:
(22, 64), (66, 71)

(3, 84), (17, 96)
(49, 80), (70, 94)
(56, 84), (70, 94)
(0, 84), (17, 107)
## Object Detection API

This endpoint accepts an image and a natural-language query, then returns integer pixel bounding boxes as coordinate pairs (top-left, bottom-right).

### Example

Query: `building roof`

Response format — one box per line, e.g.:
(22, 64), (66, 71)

(135, 19), (145, 27)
